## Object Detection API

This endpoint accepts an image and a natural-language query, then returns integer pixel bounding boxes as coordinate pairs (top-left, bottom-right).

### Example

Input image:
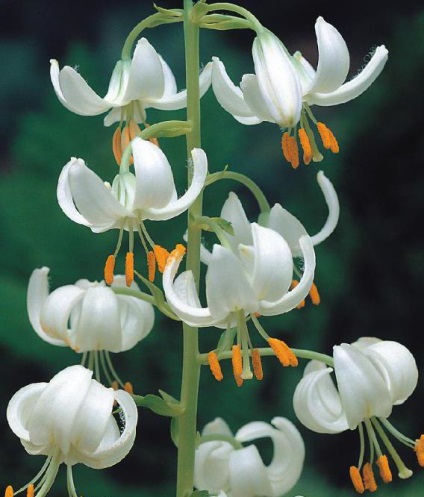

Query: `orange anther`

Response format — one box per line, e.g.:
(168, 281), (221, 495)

(349, 466), (365, 494)
(147, 251), (156, 282)
(291, 280), (306, 308)
(125, 251), (134, 287)
(317, 122), (339, 154)
(128, 120), (141, 140)
(309, 282), (321, 305)
(26, 485), (34, 497)
(415, 435), (424, 466)
(362, 462), (377, 492)
(111, 381), (119, 390)
(153, 245), (171, 273)
(5, 486), (14, 497)
(167, 244), (186, 267)
(376, 455), (392, 483)
(252, 349), (263, 380)
(112, 127), (122, 165)
(208, 351), (223, 381)
(232, 345), (243, 387)
(281, 132), (299, 169)
(268, 338), (298, 367)
(124, 382), (134, 394)
(298, 127), (312, 165)
(104, 255), (116, 286)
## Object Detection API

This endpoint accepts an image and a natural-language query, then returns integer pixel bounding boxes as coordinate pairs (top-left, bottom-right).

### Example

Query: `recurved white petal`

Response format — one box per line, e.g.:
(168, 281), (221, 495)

(142, 147), (207, 221)
(305, 17), (350, 95)
(293, 361), (349, 434)
(79, 389), (138, 469)
(212, 57), (262, 124)
(220, 192), (253, 248)
(55, 65), (111, 115)
(163, 251), (217, 327)
(123, 38), (165, 102)
(310, 171), (340, 246)
(229, 445), (271, 497)
(362, 340), (418, 406)
(248, 224), (293, 302)
(240, 74), (275, 123)
(258, 235), (315, 315)
(252, 31), (302, 127)
(195, 441), (233, 494)
(7, 382), (47, 442)
(206, 245), (259, 320)
(308, 45), (388, 106)
(334, 344), (393, 429)
(27, 267), (67, 346)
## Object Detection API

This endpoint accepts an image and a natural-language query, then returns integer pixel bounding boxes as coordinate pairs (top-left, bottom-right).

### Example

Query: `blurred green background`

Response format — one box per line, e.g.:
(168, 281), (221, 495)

(0, 0), (423, 496)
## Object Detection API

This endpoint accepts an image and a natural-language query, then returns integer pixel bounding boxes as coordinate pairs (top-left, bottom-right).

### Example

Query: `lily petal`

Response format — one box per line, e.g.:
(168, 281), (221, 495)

(310, 171), (340, 245)
(212, 57), (262, 124)
(293, 361), (349, 433)
(305, 17), (350, 95)
(240, 74), (275, 123)
(258, 235), (315, 315)
(308, 45), (388, 106)
(229, 445), (272, 497)
(142, 147), (207, 221)
(194, 440), (233, 494)
(334, 344), (393, 429)
(27, 267), (67, 346)
(220, 192), (253, 249)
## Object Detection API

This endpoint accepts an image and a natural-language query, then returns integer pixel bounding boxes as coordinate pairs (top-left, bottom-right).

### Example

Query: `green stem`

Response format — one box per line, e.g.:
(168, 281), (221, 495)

(175, 2), (203, 497)
(206, 170), (270, 212)
(205, 2), (263, 32)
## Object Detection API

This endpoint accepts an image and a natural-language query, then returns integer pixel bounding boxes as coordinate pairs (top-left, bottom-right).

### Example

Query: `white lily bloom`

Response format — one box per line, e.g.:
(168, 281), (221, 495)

(50, 37), (212, 126)
(293, 337), (424, 493)
(163, 219), (315, 383)
(27, 266), (154, 387)
(212, 17), (388, 168)
(57, 137), (207, 286)
(194, 417), (304, 497)
(6, 365), (137, 497)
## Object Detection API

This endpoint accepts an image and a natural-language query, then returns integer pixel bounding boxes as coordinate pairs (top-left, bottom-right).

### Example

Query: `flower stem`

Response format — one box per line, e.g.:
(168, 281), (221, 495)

(175, 2), (203, 497)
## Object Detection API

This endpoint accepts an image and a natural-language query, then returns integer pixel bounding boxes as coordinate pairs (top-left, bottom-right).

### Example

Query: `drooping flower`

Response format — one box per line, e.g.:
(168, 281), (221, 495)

(163, 221), (315, 384)
(57, 137), (207, 286)
(194, 417), (305, 497)
(27, 267), (154, 389)
(212, 17), (388, 168)
(6, 365), (138, 497)
(51, 37), (212, 163)
(293, 337), (423, 493)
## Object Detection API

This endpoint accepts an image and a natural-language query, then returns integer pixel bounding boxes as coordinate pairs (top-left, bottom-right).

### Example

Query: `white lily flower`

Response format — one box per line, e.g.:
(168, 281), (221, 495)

(293, 337), (424, 493)
(27, 266), (154, 388)
(57, 137), (207, 286)
(163, 220), (315, 383)
(51, 37), (212, 126)
(6, 365), (137, 497)
(194, 417), (305, 497)
(212, 17), (388, 168)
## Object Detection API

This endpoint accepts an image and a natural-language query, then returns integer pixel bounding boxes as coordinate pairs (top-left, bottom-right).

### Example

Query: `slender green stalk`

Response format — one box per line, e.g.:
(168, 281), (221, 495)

(175, 2), (203, 496)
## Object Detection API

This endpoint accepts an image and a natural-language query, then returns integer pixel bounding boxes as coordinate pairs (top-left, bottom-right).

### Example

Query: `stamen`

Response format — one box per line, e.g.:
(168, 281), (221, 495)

(5, 486), (14, 497)
(309, 282), (321, 305)
(208, 351), (223, 381)
(298, 128), (312, 165)
(128, 120), (141, 140)
(362, 463), (378, 492)
(124, 382), (134, 394)
(231, 345), (243, 387)
(251, 349), (263, 380)
(415, 435), (424, 466)
(167, 244), (186, 267)
(291, 280), (305, 308)
(281, 132), (299, 169)
(268, 338), (298, 367)
(317, 122), (339, 154)
(26, 485), (34, 497)
(104, 255), (116, 285)
(121, 126), (132, 164)
(125, 251), (134, 287)
(147, 251), (156, 282)
(153, 245), (171, 273)
(349, 466), (365, 494)
(111, 381), (119, 390)
(376, 455), (392, 483)
(112, 127), (122, 165)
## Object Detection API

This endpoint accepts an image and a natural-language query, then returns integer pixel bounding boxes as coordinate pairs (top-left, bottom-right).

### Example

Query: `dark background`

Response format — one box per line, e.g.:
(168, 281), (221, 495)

(0, 1), (423, 496)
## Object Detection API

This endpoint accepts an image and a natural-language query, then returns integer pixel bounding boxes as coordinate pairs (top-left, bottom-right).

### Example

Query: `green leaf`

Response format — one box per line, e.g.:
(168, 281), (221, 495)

(132, 393), (185, 417)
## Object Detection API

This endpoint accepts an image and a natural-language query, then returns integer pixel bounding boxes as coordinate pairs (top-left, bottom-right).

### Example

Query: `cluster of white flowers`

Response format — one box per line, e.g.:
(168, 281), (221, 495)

(6, 4), (421, 497)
